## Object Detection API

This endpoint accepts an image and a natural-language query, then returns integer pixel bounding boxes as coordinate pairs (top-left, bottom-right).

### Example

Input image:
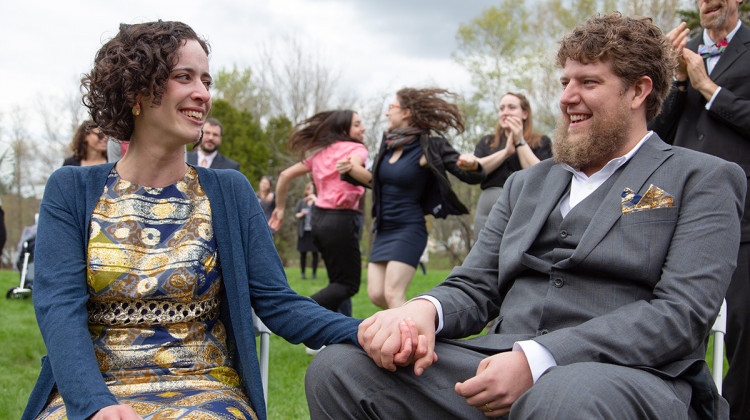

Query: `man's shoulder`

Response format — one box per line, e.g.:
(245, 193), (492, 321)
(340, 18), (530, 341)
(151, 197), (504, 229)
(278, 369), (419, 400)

(215, 153), (240, 170)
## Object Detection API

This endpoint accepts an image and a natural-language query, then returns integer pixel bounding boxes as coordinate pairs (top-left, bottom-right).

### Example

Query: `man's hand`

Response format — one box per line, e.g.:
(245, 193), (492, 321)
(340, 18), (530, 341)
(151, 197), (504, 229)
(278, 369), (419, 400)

(358, 299), (438, 375)
(268, 208), (284, 231)
(91, 404), (143, 420)
(455, 351), (534, 417)
(682, 48), (720, 100)
(666, 22), (691, 80)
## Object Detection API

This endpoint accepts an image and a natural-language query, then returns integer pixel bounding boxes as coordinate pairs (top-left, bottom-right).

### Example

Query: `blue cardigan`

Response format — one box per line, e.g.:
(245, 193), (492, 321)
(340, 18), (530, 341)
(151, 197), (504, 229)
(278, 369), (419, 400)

(22, 163), (361, 420)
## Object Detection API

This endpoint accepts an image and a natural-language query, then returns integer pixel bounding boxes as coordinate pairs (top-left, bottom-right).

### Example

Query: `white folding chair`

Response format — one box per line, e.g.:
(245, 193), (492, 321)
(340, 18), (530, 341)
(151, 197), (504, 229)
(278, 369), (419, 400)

(252, 310), (271, 410)
(710, 299), (727, 394)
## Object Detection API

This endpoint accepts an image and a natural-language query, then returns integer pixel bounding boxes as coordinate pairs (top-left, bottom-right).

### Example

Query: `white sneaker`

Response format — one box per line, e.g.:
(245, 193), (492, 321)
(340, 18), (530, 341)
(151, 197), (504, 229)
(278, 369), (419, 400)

(305, 345), (325, 355)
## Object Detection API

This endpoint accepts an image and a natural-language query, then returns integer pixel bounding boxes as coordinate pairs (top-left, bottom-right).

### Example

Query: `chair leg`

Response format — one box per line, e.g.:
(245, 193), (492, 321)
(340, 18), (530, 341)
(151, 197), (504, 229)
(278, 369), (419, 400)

(713, 331), (724, 394)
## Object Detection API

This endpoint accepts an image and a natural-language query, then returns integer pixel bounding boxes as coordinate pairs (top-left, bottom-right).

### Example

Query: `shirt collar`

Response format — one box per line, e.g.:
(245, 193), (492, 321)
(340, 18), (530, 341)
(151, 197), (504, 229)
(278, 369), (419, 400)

(197, 149), (218, 160)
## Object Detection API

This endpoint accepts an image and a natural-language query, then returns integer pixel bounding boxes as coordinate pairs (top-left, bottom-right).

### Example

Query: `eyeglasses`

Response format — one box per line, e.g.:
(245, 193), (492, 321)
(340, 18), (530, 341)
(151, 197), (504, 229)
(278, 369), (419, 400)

(388, 104), (400, 110)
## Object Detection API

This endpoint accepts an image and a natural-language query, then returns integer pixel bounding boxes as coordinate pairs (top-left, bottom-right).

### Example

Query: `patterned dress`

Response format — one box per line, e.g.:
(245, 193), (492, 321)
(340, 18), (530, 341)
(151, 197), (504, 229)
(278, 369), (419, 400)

(36, 167), (257, 420)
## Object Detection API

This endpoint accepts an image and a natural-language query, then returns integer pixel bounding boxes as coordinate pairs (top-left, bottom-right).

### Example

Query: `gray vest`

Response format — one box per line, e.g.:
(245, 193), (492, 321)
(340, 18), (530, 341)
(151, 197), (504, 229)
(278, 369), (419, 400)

(496, 171), (622, 336)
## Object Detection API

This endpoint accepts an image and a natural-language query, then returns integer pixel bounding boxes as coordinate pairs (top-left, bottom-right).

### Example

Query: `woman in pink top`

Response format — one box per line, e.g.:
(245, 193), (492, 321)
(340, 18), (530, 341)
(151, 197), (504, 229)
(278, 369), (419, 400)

(270, 110), (368, 316)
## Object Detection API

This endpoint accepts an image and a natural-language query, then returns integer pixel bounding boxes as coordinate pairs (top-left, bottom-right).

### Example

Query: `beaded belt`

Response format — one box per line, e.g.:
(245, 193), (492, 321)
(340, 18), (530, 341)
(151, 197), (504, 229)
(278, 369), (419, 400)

(88, 297), (221, 326)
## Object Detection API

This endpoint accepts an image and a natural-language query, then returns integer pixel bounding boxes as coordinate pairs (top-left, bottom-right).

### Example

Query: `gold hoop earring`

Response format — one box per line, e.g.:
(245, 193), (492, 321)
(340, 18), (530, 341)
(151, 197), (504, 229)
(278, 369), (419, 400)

(132, 103), (141, 116)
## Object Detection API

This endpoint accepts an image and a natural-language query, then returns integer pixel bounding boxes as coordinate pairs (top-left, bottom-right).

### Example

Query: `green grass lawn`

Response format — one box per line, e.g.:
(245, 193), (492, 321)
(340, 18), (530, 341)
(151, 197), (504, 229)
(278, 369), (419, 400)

(0, 268), (728, 419)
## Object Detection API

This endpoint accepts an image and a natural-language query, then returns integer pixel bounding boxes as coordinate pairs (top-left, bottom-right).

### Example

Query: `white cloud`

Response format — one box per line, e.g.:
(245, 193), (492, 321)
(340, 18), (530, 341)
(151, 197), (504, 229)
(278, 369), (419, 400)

(1, 0), (495, 135)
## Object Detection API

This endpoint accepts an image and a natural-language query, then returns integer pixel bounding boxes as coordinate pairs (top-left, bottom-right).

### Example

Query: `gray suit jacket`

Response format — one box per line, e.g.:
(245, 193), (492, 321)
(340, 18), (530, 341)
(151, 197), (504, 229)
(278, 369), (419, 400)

(428, 134), (745, 418)
(186, 150), (240, 171)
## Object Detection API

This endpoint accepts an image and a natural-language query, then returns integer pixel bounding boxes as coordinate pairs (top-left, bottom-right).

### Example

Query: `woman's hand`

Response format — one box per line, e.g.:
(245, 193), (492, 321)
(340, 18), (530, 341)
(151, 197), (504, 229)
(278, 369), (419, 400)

(457, 154), (479, 171)
(336, 157), (354, 174)
(91, 404), (143, 420)
(505, 116), (524, 147)
(269, 208), (285, 231)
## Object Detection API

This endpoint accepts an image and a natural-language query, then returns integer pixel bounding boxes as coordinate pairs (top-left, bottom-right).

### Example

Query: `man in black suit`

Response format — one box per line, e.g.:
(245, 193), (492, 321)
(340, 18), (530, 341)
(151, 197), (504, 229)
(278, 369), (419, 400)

(649, 1), (750, 418)
(187, 118), (240, 170)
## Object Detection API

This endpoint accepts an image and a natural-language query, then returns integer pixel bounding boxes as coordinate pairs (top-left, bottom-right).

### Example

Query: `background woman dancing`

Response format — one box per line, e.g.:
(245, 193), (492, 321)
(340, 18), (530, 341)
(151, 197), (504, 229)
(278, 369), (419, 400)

(338, 88), (484, 309)
(269, 110), (368, 317)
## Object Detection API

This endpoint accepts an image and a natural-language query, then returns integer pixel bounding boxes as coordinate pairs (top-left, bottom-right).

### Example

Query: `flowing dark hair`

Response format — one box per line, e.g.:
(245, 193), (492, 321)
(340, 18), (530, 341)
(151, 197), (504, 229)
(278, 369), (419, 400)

(287, 110), (360, 160)
(70, 120), (107, 161)
(396, 88), (464, 134)
(82, 20), (210, 141)
(488, 92), (542, 149)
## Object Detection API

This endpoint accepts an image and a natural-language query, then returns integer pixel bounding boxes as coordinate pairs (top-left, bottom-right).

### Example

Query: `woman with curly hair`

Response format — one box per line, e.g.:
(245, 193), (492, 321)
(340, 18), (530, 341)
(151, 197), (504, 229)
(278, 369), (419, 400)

(338, 88), (485, 308)
(458, 92), (552, 239)
(62, 120), (108, 166)
(23, 21), (359, 420)
(269, 110), (368, 317)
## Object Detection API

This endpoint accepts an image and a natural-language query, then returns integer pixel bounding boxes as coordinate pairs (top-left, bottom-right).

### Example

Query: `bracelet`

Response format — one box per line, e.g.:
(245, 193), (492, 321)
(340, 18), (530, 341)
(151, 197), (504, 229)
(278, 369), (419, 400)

(515, 139), (527, 147)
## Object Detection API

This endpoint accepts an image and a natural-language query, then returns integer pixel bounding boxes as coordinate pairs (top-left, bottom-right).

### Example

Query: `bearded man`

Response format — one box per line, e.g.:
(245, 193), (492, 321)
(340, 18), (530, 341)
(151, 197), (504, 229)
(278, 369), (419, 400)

(306, 12), (745, 420)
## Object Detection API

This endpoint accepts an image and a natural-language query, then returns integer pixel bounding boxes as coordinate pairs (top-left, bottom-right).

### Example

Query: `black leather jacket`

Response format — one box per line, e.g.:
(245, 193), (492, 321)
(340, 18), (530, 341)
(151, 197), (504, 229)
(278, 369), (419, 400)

(370, 133), (485, 225)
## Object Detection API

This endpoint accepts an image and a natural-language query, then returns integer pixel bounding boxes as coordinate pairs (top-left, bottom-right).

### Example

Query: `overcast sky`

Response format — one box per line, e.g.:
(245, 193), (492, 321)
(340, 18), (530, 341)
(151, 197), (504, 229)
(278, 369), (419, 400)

(1, 0), (499, 134)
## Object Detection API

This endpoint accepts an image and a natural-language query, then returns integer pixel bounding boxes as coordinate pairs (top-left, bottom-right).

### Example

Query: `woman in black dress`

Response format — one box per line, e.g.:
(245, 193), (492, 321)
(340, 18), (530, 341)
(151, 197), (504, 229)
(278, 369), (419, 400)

(458, 92), (551, 239)
(338, 88), (484, 308)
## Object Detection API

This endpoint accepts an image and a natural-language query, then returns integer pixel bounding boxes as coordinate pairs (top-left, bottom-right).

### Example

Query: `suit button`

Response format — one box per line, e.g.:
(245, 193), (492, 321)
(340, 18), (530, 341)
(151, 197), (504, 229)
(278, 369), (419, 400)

(560, 230), (568, 238)
(698, 133), (704, 141)
(553, 278), (564, 288)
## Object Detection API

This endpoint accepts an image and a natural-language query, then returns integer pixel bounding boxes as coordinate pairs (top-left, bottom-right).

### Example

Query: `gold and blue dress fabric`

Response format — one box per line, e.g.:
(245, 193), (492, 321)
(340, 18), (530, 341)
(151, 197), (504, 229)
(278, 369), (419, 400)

(37, 167), (257, 420)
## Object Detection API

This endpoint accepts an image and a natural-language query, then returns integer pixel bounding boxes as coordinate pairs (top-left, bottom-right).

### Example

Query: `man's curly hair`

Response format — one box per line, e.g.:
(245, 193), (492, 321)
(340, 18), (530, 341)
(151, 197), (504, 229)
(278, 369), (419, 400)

(81, 21), (209, 141)
(556, 12), (677, 122)
(396, 88), (465, 134)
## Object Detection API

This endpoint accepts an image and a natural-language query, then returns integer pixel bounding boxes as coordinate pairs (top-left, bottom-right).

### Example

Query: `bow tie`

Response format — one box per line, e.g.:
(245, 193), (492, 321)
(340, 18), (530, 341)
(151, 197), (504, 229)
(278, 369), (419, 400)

(698, 37), (728, 59)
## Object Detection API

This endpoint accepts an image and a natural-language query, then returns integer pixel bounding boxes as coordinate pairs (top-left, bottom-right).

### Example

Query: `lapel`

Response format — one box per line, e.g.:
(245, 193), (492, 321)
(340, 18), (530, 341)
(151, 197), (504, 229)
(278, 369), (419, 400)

(517, 164), (572, 254)
(211, 153), (224, 169)
(710, 24), (750, 80)
(548, 134), (673, 269)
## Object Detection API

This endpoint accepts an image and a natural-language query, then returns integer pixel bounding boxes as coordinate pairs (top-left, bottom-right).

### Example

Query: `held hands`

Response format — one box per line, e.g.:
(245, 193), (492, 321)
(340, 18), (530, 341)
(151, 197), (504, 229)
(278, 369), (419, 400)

(358, 300), (438, 375)
(91, 404), (143, 420)
(457, 154), (479, 171)
(455, 351), (534, 417)
(268, 208), (284, 231)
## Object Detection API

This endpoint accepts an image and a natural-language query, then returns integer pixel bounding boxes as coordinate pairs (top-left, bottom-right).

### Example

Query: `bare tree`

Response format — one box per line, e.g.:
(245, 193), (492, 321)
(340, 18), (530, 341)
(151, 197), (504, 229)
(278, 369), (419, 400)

(255, 36), (341, 124)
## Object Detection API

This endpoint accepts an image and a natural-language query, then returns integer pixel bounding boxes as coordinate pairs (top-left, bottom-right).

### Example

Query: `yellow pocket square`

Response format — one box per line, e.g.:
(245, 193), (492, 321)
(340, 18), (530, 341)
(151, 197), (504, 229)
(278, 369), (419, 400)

(621, 184), (674, 214)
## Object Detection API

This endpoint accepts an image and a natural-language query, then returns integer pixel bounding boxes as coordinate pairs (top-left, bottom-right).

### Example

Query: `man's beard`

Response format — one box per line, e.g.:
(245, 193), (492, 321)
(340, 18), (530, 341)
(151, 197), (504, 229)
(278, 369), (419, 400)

(553, 105), (630, 171)
(701, 5), (728, 30)
(200, 142), (218, 153)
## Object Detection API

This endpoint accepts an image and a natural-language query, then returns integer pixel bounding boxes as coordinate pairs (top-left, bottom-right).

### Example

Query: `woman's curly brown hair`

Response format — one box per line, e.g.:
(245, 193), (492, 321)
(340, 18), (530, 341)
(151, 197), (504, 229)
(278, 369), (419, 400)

(556, 12), (677, 122)
(70, 120), (105, 161)
(396, 88), (465, 134)
(81, 21), (209, 141)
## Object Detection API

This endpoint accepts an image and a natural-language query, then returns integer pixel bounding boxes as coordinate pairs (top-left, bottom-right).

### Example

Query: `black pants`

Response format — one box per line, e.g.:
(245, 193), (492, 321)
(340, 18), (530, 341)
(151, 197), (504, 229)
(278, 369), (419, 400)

(300, 252), (319, 275)
(309, 207), (361, 314)
(724, 241), (750, 420)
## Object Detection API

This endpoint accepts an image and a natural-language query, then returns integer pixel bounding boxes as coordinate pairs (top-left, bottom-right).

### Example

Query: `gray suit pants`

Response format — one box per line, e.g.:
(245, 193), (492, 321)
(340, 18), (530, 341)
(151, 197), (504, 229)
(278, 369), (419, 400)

(306, 343), (695, 419)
